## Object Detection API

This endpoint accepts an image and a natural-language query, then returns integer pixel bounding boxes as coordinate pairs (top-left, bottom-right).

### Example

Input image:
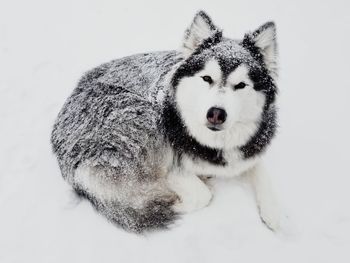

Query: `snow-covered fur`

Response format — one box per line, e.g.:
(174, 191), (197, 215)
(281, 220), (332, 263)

(51, 11), (280, 233)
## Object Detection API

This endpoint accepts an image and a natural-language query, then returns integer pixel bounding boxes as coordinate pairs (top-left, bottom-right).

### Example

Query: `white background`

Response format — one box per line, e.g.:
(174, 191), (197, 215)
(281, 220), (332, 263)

(1, 0), (350, 262)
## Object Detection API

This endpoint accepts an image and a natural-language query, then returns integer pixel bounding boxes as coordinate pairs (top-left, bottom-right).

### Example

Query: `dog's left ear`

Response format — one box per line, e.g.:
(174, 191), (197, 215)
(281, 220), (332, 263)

(182, 11), (222, 56)
(243, 22), (278, 78)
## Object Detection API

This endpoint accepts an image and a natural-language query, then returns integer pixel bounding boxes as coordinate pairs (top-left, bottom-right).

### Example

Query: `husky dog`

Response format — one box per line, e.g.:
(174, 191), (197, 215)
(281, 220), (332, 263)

(51, 11), (281, 233)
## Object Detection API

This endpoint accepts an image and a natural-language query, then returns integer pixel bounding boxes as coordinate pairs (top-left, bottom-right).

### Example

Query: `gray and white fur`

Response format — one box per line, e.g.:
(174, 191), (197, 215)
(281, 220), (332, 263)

(51, 11), (282, 233)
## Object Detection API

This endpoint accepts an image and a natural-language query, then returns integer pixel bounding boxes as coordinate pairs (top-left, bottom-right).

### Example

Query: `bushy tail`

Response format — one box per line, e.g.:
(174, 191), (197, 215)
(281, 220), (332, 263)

(75, 188), (178, 233)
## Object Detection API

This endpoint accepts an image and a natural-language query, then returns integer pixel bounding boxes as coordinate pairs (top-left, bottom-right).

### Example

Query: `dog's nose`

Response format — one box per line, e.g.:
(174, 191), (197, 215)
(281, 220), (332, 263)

(206, 107), (227, 125)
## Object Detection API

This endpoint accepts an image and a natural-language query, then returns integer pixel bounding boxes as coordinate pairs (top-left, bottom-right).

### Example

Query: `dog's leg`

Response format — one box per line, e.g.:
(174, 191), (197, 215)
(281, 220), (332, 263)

(246, 163), (282, 231)
(167, 169), (212, 213)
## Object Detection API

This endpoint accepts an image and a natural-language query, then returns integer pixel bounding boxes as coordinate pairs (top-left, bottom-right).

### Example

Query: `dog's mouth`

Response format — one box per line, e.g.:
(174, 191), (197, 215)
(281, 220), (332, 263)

(207, 124), (223, 132)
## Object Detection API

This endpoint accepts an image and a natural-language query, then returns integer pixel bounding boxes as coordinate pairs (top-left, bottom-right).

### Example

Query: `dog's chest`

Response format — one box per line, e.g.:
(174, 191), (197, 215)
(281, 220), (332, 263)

(181, 150), (258, 178)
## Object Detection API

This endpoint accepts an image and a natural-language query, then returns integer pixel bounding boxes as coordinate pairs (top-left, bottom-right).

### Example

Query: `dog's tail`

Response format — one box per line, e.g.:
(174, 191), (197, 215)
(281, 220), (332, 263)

(75, 188), (178, 233)
(73, 165), (178, 233)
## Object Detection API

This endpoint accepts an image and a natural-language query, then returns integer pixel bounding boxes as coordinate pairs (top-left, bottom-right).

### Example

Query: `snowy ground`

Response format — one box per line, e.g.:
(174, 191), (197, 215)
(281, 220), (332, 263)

(1, 0), (350, 262)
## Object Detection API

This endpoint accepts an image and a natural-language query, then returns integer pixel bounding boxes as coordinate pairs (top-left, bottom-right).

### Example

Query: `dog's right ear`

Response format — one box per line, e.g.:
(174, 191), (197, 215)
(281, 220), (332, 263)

(242, 22), (278, 78)
(181, 11), (222, 57)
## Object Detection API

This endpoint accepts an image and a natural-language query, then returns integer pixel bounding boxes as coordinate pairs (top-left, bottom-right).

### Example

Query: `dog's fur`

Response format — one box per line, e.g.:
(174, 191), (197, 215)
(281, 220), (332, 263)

(51, 11), (281, 233)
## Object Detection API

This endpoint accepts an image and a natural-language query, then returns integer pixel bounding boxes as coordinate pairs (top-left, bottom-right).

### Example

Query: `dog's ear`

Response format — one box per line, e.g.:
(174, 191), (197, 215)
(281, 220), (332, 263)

(182, 11), (222, 56)
(243, 22), (278, 78)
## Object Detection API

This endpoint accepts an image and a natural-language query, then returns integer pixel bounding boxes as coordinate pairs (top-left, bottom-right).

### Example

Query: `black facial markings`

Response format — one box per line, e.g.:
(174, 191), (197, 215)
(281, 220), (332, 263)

(171, 31), (223, 88)
(171, 55), (206, 88)
(216, 56), (240, 83)
(240, 65), (278, 158)
(249, 65), (277, 106)
(161, 100), (226, 166)
(239, 104), (277, 158)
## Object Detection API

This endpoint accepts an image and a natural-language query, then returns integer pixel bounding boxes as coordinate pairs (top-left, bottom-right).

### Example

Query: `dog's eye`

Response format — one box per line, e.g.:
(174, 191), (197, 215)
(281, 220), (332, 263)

(234, 82), (247, 90)
(201, 75), (213, 84)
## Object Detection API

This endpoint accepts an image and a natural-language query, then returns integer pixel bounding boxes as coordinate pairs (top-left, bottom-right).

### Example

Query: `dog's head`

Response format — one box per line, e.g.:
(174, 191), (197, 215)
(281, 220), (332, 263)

(171, 11), (278, 150)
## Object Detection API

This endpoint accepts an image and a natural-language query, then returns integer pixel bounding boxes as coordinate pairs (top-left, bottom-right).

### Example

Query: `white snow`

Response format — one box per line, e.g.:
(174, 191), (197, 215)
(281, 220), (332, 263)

(1, 0), (350, 262)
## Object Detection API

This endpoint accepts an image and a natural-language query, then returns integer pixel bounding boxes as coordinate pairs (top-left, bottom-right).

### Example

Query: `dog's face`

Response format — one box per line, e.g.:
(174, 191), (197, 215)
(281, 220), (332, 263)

(171, 11), (278, 150)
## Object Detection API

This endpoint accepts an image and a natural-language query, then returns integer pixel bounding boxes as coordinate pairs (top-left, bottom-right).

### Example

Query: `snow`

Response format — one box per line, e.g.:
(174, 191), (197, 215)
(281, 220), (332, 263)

(1, 0), (350, 262)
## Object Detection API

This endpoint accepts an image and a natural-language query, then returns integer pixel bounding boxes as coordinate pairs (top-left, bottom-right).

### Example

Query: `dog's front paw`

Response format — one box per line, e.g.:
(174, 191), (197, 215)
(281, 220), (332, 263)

(173, 185), (212, 214)
(259, 202), (286, 232)
(168, 174), (212, 214)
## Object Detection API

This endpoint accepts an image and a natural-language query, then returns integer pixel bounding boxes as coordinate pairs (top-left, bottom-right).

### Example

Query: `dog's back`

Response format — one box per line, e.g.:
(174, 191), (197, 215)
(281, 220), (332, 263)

(51, 51), (179, 181)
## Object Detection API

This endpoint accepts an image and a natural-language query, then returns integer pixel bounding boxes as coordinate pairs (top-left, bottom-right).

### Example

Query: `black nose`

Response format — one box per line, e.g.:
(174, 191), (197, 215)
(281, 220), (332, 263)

(206, 107), (227, 125)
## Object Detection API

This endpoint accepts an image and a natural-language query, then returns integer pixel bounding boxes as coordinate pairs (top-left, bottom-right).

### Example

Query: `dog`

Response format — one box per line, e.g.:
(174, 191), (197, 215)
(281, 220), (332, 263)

(51, 11), (281, 233)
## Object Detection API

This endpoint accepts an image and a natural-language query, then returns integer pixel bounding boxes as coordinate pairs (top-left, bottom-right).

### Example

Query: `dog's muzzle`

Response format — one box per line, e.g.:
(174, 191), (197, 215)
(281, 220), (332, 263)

(206, 107), (226, 131)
